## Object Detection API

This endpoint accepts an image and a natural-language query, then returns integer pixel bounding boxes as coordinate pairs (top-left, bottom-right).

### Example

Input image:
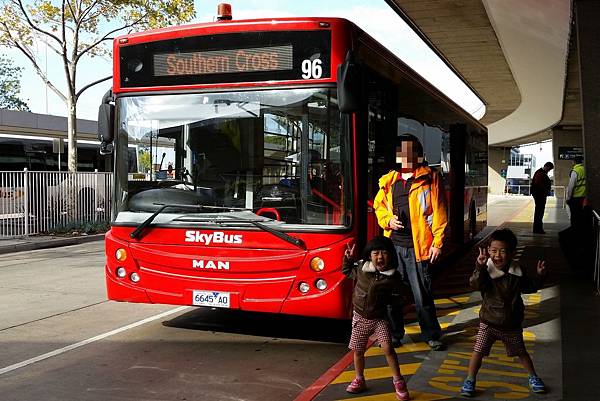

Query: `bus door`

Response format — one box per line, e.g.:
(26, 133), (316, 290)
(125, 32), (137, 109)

(364, 72), (398, 241)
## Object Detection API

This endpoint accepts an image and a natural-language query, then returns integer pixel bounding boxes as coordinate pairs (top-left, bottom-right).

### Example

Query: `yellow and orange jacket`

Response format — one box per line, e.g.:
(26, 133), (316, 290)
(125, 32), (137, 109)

(373, 166), (448, 262)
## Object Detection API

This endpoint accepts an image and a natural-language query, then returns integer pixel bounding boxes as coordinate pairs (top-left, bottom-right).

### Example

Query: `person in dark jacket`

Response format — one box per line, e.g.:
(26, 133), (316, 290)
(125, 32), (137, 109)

(342, 236), (409, 401)
(460, 229), (548, 397)
(530, 161), (554, 234)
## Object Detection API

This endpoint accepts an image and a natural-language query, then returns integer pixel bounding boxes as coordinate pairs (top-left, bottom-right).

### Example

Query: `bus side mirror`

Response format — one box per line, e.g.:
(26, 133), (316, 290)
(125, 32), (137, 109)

(98, 103), (114, 155)
(337, 52), (361, 113)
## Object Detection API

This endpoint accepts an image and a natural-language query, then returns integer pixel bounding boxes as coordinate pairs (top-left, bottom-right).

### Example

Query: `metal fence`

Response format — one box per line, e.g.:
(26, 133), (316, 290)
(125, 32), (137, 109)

(0, 170), (113, 238)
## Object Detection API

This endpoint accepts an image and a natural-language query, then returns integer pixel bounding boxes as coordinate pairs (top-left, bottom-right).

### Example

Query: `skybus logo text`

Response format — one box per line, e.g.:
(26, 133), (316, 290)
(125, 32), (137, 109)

(184, 231), (243, 245)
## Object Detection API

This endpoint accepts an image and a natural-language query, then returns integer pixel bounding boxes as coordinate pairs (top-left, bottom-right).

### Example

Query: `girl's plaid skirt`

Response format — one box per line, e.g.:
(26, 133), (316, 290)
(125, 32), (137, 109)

(349, 311), (391, 351)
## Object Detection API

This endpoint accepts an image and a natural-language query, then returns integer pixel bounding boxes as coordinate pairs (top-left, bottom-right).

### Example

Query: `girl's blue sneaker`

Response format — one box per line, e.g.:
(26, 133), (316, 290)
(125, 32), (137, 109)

(460, 378), (476, 397)
(529, 375), (547, 393)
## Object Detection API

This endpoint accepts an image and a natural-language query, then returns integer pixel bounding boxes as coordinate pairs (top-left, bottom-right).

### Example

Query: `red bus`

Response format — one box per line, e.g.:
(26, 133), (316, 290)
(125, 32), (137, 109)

(98, 7), (487, 319)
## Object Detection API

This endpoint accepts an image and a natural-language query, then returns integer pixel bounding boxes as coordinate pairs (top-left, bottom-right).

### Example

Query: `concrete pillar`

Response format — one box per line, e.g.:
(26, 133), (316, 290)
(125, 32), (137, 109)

(575, 0), (600, 207)
(488, 146), (511, 194)
(552, 128), (582, 187)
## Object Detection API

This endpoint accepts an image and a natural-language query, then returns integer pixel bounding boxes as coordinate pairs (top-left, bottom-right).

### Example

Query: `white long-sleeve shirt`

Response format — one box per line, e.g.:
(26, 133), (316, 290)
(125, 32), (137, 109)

(566, 170), (578, 201)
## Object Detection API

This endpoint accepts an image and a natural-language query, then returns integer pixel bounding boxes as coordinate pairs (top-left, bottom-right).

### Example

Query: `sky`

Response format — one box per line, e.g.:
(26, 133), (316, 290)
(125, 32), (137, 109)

(3, 0), (485, 122)
(519, 141), (554, 173)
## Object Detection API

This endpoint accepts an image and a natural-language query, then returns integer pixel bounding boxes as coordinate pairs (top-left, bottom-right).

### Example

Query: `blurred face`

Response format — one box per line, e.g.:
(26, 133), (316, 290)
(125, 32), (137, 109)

(370, 249), (392, 271)
(395, 140), (423, 172)
(488, 240), (515, 269)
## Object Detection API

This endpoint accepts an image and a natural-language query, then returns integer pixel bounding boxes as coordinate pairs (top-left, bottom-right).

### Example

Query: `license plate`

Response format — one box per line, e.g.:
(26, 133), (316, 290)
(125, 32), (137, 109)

(192, 290), (230, 308)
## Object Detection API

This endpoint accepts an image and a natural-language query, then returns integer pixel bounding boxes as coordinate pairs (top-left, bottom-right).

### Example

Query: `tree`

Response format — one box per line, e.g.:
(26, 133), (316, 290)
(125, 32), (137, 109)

(139, 149), (151, 172)
(0, 0), (195, 171)
(0, 54), (30, 111)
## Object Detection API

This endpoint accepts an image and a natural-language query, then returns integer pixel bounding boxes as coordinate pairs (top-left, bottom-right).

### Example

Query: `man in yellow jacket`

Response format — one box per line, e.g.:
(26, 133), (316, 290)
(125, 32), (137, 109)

(374, 134), (448, 350)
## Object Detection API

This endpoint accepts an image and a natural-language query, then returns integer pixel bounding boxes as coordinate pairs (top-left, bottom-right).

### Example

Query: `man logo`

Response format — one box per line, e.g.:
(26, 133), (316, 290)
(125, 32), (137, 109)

(193, 260), (230, 270)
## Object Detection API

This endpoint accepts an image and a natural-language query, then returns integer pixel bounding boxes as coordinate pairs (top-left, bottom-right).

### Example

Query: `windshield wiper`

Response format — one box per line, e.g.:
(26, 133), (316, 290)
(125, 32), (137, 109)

(215, 216), (306, 250)
(130, 204), (249, 240)
(129, 204), (306, 250)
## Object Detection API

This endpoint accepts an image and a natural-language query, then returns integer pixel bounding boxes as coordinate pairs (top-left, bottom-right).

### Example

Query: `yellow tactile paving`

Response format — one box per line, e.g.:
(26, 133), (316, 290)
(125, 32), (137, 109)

(331, 363), (421, 384)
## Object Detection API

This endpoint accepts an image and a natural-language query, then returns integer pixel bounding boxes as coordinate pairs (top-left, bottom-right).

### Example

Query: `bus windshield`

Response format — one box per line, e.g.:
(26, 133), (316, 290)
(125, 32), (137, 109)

(114, 88), (352, 228)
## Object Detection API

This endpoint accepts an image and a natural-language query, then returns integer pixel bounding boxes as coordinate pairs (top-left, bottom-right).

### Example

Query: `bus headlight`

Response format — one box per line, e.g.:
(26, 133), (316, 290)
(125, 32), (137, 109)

(315, 279), (327, 291)
(116, 267), (127, 278)
(130, 272), (140, 283)
(310, 257), (325, 272)
(298, 282), (310, 294)
(115, 248), (127, 262)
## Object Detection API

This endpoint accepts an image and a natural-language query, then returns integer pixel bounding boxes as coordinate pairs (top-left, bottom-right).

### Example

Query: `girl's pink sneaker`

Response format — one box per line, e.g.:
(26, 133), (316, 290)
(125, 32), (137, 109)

(346, 377), (367, 393)
(393, 377), (410, 401)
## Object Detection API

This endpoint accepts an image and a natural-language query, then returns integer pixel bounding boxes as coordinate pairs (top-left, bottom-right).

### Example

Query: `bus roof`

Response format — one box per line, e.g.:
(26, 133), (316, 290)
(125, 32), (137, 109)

(115, 17), (352, 44)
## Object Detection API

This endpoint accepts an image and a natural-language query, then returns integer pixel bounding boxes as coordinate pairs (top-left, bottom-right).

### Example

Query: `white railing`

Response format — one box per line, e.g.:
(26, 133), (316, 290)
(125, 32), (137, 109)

(0, 170), (113, 238)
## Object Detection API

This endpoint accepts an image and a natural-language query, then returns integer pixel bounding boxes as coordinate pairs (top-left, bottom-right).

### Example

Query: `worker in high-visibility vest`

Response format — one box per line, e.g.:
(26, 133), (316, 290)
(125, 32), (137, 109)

(566, 156), (586, 231)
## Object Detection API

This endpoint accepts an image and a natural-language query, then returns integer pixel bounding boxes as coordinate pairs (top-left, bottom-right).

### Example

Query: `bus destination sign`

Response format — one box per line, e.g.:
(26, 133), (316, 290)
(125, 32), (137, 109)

(153, 45), (293, 77)
(119, 30), (331, 87)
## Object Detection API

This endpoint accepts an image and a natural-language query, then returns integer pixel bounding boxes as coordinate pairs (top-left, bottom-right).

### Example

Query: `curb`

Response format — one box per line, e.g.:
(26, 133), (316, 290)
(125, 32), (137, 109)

(0, 233), (105, 255)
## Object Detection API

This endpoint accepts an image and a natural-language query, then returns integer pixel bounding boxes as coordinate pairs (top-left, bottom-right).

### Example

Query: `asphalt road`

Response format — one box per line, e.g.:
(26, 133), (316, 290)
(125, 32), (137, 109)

(0, 242), (349, 401)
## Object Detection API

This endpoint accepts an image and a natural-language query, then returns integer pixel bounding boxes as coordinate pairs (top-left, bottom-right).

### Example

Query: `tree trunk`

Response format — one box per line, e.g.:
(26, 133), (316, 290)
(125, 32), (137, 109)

(67, 97), (77, 172)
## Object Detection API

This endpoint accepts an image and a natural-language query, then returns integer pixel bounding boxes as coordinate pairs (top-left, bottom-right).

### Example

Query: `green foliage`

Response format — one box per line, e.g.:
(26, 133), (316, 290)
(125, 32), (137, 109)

(0, 54), (29, 111)
(0, 0), (195, 171)
(139, 149), (151, 172)
(49, 220), (110, 235)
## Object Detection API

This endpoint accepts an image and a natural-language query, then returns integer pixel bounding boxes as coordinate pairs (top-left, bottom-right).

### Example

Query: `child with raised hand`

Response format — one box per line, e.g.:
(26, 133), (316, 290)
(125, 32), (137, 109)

(460, 228), (548, 397)
(343, 236), (409, 401)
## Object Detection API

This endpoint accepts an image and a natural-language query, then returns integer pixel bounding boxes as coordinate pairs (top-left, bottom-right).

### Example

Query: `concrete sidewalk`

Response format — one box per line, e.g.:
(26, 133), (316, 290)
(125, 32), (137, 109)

(0, 233), (105, 255)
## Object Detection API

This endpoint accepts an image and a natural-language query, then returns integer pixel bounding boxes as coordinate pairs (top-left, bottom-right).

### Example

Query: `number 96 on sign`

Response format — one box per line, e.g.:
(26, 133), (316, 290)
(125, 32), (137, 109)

(193, 290), (230, 308)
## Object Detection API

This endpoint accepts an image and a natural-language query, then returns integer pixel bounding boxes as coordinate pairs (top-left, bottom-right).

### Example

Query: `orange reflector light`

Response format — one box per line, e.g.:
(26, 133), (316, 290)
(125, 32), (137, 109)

(217, 3), (232, 20)
(310, 257), (325, 272)
(115, 248), (127, 262)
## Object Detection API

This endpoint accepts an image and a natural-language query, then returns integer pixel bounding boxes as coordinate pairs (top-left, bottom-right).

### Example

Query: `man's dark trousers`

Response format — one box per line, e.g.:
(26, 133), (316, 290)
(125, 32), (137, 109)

(387, 246), (442, 342)
(533, 194), (547, 232)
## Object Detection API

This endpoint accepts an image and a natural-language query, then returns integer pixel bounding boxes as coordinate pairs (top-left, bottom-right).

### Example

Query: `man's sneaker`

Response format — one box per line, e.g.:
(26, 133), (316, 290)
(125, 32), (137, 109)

(460, 378), (476, 397)
(529, 375), (547, 393)
(346, 377), (367, 394)
(393, 377), (410, 401)
(427, 340), (445, 351)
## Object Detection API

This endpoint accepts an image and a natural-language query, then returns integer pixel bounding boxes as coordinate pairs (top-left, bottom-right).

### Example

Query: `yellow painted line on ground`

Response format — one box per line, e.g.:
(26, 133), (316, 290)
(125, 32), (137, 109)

(335, 390), (452, 401)
(429, 376), (529, 399)
(445, 350), (520, 362)
(434, 296), (470, 305)
(331, 363), (421, 384)
(405, 308), (461, 320)
(365, 342), (430, 356)
(443, 359), (461, 365)
(523, 331), (536, 340)
(439, 363), (528, 378)
(405, 322), (452, 335)
(437, 369), (456, 374)
(446, 352), (523, 368)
